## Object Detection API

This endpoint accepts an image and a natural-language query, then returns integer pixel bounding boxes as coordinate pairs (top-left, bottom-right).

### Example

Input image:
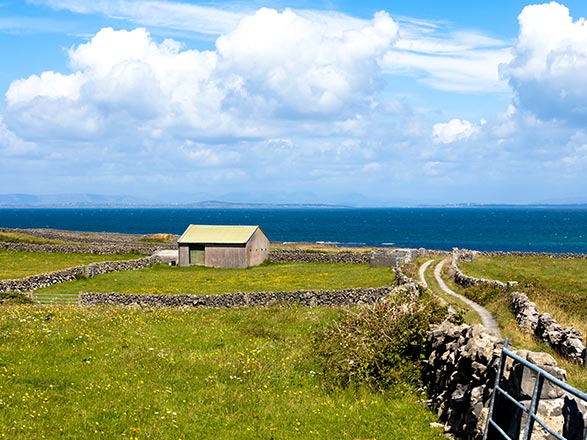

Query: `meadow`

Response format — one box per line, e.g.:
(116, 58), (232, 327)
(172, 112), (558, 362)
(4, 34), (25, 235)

(444, 255), (587, 390)
(0, 250), (140, 280)
(458, 255), (587, 332)
(0, 304), (446, 439)
(33, 262), (394, 296)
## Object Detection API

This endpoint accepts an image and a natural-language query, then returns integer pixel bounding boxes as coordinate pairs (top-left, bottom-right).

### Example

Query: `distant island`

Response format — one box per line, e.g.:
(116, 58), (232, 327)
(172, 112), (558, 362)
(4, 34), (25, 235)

(0, 194), (351, 209)
(1, 193), (587, 209)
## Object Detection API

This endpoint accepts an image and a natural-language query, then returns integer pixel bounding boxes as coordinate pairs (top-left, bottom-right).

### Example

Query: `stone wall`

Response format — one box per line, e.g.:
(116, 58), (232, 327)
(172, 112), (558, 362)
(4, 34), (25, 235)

(0, 256), (161, 293)
(426, 321), (587, 439)
(451, 249), (513, 290)
(87, 256), (162, 277)
(80, 287), (400, 308)
(268, 249), (372, 264)
(512, 293), (586, 363)
(0, 266), (86, 293)
(269, 248), (449, 266)
(0, 241), (162, 255)
(452, 250), (586, 365)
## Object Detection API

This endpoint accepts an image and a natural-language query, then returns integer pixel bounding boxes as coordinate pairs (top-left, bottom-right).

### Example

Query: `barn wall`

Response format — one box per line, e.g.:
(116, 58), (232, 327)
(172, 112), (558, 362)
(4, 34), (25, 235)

(178, 244), (190, 267)
(205, 245), (247, 268)
(246, 229), (270, 267)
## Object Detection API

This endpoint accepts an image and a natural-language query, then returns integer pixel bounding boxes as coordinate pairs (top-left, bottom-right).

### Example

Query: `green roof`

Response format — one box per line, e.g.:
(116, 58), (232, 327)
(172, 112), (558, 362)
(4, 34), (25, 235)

(177, 225), (261, 245)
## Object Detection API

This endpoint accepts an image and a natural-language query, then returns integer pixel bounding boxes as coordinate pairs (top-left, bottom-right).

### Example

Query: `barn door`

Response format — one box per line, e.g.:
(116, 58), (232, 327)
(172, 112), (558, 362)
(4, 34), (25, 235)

(189, 245), (205, 265)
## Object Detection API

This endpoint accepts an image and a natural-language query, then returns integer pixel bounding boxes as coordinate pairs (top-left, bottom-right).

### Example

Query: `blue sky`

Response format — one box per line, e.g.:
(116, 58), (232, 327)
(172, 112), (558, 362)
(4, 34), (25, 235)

(1, 1), (587, 206)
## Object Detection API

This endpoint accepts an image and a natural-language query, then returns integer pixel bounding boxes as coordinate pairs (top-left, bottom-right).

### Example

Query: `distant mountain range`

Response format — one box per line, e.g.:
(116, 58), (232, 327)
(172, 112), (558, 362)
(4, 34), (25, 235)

(0, 194), (350, 209)
(1, 193), (587, 209)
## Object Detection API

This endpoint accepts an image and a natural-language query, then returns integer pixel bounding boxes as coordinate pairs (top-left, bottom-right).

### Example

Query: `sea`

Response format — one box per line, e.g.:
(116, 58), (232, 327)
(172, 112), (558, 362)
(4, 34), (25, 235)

(1, 207), (587, 254)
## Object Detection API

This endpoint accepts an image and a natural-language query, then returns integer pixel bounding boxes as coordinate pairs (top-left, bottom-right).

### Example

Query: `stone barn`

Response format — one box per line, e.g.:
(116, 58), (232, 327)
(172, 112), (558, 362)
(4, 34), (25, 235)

(177, 225), (270, 268)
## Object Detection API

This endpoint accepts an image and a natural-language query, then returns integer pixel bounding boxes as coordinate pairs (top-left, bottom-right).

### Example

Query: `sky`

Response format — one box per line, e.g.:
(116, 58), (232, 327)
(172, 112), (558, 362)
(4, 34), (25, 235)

(1, 1), (587, 206)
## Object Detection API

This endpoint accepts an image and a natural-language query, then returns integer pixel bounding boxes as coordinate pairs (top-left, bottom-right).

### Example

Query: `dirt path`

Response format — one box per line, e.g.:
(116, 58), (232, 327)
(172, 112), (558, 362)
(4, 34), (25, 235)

(418, 259), (432, 289)
(433, 259), (501, 337)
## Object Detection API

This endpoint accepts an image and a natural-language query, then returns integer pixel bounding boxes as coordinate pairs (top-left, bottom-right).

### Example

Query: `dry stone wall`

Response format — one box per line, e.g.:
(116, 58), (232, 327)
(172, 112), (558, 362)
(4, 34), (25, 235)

(426, 321), (587, 439)
(452, 250), (586, 365)
(451, 249), (513, 290)
(0, 256), (161, 293)
(0, 241), (162, 255)
(87, 256), (162, 277)
(512, 292), (586, 363)
(0, 266), (86, 293)
(268, 249), (372, 264)
(80, 287), (399, 308)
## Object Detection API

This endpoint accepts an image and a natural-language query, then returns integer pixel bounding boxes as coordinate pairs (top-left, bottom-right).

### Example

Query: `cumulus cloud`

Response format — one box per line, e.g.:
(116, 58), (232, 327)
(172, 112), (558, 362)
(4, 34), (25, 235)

(0, 116), (36, 156)
(500, 2), (587, 123)
(216, 8), (398, 116)
(5, 9), (398, 142)
(432, 118), (480, 144)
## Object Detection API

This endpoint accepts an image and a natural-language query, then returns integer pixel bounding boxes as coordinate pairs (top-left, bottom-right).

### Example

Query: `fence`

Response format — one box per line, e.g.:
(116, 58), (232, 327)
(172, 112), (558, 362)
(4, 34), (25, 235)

(483, 339), (587, 440)
(33, 292), (79, 305)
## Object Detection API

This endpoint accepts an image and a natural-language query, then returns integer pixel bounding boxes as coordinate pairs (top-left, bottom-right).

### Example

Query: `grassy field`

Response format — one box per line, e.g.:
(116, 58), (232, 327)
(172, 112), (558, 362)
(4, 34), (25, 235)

(442, 258), (587, 391)
(0, 231), (75, 246)
(0, 250), (141, 280)
(459, 255), (587, 298)
(0, 304), (445, 439)
(459, 255), (587, 333)
(34, 262), (394, 296)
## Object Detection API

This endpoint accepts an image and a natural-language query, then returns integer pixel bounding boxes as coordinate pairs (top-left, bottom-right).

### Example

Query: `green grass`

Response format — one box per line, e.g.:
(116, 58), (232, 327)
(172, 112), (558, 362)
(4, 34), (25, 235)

(459, 255), (587, 298)
(459, 255), (587, 333)
(441, 261), (587, 391)
(35, 262), (394, 296)
(0, 231), (75, 246)
(0, 250), (141, 280)
(0, 304), (445, 439)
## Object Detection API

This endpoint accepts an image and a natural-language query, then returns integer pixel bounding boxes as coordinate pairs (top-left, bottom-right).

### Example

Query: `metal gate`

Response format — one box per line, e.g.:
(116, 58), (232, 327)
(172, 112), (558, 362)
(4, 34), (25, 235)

(483, 339), (587, 440)
(34, 292), (79, 305)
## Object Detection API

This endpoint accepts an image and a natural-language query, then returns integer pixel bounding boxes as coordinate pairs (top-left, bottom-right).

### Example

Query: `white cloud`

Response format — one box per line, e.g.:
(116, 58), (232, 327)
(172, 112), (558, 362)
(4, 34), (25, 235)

(432, 118), (480, 144)
(31, 0), (244, 35)
(0, 116), (36, 156)
(381, 17), (512, 92)
(216, 8), (398, 116)
(500, 2), (587, 123)
(5, 9), (398, 141)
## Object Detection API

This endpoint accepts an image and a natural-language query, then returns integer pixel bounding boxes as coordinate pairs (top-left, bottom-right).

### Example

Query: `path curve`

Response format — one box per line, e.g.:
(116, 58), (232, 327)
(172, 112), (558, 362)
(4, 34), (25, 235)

(418, 259), (432, 289)
(433, 259), (501, 337)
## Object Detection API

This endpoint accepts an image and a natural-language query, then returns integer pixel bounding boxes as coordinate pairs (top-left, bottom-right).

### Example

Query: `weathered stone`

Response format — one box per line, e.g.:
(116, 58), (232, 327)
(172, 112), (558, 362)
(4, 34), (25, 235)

(426, 322), (585, 440)
(517, 398), (565, 440)
(527, 351), (558, 368)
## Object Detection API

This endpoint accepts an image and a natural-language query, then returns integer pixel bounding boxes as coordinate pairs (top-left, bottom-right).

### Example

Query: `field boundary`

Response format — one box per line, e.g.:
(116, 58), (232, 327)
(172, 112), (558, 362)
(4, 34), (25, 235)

(79, 286), (414, 308)
(451, 249), (586, 365)
(0, 256), (162, 293)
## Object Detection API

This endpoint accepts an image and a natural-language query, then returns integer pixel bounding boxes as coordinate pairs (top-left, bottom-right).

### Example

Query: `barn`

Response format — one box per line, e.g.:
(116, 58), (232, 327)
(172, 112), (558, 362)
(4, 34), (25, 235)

(177, 225), (270, 268)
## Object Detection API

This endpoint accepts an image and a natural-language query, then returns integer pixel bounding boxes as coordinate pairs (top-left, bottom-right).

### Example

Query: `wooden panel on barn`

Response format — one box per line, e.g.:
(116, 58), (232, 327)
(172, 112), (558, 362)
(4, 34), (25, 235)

(246, 229), (270, 267)
(205, 245), (247, 268)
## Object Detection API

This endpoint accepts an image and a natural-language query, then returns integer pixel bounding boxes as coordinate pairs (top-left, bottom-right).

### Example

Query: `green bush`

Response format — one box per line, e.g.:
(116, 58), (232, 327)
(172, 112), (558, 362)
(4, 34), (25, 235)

(312, 290), (446, 390)
(0, 291), (34, 305)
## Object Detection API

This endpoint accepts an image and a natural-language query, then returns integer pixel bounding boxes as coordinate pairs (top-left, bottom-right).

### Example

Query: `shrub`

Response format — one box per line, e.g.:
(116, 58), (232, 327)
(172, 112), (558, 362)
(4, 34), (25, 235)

(138, 233), (174, 243)
(312, 290), (446, 390)
(0, 291), (34, 305)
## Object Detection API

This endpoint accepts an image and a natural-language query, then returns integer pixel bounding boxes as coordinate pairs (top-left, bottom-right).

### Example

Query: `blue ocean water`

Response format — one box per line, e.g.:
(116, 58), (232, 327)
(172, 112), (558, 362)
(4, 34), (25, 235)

(1, 207), (587, 253)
